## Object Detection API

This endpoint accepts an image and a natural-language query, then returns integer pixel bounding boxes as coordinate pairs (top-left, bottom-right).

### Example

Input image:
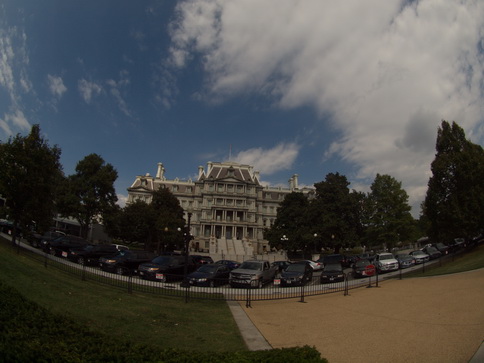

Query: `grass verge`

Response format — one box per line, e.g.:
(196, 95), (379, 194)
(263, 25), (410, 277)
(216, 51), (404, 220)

(0, 237), (244, 352)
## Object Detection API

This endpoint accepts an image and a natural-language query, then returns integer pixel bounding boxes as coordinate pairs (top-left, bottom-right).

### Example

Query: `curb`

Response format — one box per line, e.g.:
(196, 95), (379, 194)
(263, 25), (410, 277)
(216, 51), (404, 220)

(226, 300), (272, 351)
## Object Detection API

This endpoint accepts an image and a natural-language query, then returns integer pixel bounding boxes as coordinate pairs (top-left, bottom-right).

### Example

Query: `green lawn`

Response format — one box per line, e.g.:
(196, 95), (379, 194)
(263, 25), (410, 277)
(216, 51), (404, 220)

(401, 244), (484, 278)
(0, 237), (246, 352)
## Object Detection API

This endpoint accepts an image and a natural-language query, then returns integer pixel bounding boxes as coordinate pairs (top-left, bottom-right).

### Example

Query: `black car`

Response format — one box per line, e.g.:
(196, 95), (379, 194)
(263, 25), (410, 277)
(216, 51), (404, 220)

(138, 255), (198, 281)
(277, 262), (313, 287)
(320, 263), (345, 284)
(99, 250), (157, 275)
(182, 264), (231, 287)
(191, 255), (214, 265)
(271, 260), (292, 273)
(319, 254), (346, 267)
(352, 259), (372, 278)
(421, 246), (442, 260)
(28, 230), (65, 248)
(67, 244), (120, 265)
(431, 243), (450, 255)
(44, 235), (89, 256)
(214, 259), (241, 270)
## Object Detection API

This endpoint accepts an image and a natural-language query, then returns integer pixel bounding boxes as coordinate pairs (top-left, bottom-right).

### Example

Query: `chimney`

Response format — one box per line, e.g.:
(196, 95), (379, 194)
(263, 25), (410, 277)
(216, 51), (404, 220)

(198, 165), (204, 180)
(156, 162), (165, 180)
(293, 174), (299, 189)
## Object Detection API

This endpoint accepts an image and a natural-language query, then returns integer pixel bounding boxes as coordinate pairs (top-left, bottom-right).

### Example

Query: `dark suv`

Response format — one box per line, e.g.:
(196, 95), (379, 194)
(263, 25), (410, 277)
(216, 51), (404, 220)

(99, 250), (157, 275)
(67, 244), (121, 265)
(138, 255), (198, 282)
(43, 235), (89, 256)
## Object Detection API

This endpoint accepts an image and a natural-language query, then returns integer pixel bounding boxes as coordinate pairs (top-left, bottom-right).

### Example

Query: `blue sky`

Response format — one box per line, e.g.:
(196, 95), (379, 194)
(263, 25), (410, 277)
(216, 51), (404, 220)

(1, 0), (483, 217)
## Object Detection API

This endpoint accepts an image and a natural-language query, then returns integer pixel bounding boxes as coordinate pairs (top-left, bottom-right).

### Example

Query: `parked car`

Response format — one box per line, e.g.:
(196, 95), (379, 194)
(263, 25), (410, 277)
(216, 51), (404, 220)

(66, 244), (120, 265)
(431, 243), (450, 255)
(421, 246), (442, 260)
(28, 230), (65, 248)
(352, 259), (372, 278)
(409, 250), (430, 264)
(181, 264), (231, 287)
(276, 262), (313, 287)
(320, 263), (345, 284)
(214, 260), (241, 270)
(448, 238), (466, 252)
(99, 250), (157, 275)
(317, 254), (346, 267)
(44, 235), (89, 256)
(394, 254), (416, 269)
(230, 260), (278, 288)
(295, 260), (323, 271)
(138, 255), (198, 281)
(356, 253), (375, 262)
(374, 253), (399, 273)
(191, 255), (214, 265)
(271, 260), (292, 273)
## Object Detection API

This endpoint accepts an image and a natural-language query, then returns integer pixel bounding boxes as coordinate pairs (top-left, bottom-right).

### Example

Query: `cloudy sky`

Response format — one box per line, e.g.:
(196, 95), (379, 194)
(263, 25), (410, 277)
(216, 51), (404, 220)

(1, 0), (483, 216)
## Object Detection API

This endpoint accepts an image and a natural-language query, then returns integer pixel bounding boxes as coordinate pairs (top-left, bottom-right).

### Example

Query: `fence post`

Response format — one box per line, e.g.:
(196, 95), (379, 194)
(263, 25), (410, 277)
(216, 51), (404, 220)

(344, 273), (349, 296)
(128, 273), (133, 294)
(300, 284), (306, 303)
(245, 288), (252, 308)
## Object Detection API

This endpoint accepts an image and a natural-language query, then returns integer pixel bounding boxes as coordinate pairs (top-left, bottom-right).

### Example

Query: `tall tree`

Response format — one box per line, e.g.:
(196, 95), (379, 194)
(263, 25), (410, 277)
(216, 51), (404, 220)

(364, 174), (416, 249)
(58, 154), (118, 239)
(424, 120), (484, 242)
(264, 192), (311, 252)
(311, 173), (361, 252)
(0, 125), (63, 243)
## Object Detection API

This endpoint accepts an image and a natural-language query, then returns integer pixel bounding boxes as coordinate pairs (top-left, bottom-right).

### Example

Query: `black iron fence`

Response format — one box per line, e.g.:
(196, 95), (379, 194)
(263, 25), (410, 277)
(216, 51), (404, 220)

(3, 235), (465, 306)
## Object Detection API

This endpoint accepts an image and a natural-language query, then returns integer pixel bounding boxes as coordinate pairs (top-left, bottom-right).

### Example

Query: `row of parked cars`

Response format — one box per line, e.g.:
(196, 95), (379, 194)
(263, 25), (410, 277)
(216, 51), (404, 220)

(25, 230), (482, 288)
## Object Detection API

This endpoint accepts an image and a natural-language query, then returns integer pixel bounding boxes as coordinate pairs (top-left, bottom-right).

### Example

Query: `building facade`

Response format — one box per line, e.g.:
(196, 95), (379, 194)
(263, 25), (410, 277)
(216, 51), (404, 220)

(127, 161), (314, 256)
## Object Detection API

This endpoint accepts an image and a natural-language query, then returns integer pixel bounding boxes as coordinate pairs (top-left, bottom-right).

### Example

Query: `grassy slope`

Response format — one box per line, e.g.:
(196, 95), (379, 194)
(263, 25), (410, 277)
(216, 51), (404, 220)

(0, 238), (245, 352)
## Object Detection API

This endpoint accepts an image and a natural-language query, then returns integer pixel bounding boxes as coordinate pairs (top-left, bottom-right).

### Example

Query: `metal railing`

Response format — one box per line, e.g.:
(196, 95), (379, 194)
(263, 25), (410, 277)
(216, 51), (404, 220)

(2, 235), (465, 306)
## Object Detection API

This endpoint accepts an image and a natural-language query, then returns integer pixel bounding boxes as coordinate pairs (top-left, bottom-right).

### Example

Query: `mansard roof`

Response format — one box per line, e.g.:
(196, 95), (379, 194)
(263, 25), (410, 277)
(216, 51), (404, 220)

(199, 161), (260, 185)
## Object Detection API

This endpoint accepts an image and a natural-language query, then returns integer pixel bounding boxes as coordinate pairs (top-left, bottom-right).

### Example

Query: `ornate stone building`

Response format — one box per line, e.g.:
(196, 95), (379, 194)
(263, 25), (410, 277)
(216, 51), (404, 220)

(127, 161), (314, 256)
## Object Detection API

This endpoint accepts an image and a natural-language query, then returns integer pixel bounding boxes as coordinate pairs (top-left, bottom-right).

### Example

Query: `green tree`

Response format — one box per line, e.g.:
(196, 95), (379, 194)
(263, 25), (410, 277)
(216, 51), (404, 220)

(58, 154), (118, 239)
(364, 174), (416, 249)
(0, 125), (63, 243)
(150, 187), (186, 253)
(311, 173), (361, 252)
(424, 120), (484, 242)
(264, 192), (311, 252)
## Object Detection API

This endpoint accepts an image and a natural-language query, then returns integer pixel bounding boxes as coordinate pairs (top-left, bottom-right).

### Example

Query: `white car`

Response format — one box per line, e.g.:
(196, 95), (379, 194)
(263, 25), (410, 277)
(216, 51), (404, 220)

(296, 260), (323, 271)
(374, 253), (399, 273)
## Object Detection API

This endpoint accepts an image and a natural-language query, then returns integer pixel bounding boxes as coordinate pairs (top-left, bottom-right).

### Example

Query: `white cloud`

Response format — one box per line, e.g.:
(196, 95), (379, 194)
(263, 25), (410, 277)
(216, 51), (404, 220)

(168, 0), (484, 214)
(78, 79), (102, 103)
(47, 74), (67, 98)
(0, 109), (30, 136)
(107, 70), (132, 117)
(233, 143), (300, 175)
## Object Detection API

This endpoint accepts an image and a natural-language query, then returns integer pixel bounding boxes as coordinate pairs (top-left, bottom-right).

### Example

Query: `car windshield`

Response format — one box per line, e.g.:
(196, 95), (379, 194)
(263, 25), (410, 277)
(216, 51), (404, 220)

(151, 256), (173, 265)
(324, 264), (342, 272)
(380, 255), (393, 260)
(355, 259), (369, 267)
(197, 264), (219, 273)
(286, 264), (306, 272)
(239, 261), (261, 270)
(412, 251), (424, 256)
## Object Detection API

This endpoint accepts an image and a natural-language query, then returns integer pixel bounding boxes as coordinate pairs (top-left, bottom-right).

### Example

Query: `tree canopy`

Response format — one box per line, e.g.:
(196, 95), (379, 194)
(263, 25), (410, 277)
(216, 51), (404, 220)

(0, 125), (63, 242)
(424, 120), (484, 242)
(57, 153), (118, 239)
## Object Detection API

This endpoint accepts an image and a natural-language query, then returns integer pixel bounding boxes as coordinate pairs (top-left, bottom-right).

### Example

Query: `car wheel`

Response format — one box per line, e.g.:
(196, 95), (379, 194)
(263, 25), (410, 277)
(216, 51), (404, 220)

(116, 266), (125, 275)
(49, 249), (56, 256)
(77, 257), (85, 265)
(257, 279), (263, 288)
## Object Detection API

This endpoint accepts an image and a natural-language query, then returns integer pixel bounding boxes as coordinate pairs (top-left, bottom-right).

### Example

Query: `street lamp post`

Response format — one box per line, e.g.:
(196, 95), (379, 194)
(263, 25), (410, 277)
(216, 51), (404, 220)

(183, 208), (193, 280)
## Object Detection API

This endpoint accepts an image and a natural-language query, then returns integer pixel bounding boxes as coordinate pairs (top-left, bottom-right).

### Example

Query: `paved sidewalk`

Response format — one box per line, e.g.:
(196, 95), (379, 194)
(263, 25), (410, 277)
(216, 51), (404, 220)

(234, 268), (484, 363)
